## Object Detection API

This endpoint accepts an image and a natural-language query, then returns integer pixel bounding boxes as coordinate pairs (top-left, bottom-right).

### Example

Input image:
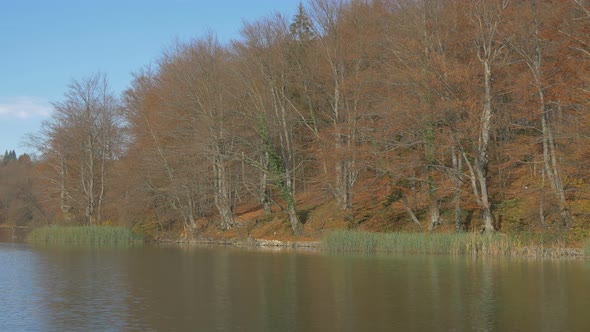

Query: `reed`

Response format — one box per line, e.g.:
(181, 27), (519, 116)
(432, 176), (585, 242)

(322, 230), (520, 256)
(26, 225), (143, 247)
(584, 239), (590, 257)
(322, 230), (378, 253)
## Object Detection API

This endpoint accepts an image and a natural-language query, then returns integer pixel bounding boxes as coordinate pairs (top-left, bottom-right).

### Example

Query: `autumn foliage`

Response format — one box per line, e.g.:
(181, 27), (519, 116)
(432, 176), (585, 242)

(5, 0), (590, 241)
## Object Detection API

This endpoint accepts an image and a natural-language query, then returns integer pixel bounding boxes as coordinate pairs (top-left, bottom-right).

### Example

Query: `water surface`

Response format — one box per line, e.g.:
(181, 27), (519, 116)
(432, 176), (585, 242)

(1, 231), (589, 331)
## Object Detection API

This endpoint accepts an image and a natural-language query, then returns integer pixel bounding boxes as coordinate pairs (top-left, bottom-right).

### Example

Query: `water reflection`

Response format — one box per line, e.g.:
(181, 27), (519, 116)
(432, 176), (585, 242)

(0, 226), (30, 242)
(1, 243), (590, 331)
(31, 247), (141, 331)
(0, 243), (45, 331)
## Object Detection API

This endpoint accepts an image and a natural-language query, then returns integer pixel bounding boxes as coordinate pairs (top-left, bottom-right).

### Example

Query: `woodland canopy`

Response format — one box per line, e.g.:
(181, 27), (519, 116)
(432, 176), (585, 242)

(3, 0), (590, 241)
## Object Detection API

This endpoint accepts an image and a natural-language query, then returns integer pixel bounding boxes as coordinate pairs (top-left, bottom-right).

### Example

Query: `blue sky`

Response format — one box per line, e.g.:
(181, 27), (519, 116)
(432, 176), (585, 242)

(0, 0), (302, 156)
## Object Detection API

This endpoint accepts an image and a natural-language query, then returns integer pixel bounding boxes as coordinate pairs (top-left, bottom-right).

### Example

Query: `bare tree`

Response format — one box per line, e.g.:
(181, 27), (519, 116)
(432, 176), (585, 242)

(459, 0), (509, 233)
(123, 69), (202, 235)
(32, 73), (122, 225)
(308, 0), (360, 210)
(236, 15), (304, 234)
(158, 35), (239, 230)
(506, 0), (572, 227)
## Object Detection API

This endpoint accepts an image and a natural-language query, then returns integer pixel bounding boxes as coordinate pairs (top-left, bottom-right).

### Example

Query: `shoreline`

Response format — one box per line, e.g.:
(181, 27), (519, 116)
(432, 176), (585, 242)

(18, 225), (587, 259)
(159, 236), (322, 249)
(157, 236), (585, 258)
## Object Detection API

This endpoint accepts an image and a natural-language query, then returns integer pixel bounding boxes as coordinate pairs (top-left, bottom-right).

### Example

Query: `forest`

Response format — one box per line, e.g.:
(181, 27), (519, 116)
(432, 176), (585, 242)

(2, 0), (590, 242)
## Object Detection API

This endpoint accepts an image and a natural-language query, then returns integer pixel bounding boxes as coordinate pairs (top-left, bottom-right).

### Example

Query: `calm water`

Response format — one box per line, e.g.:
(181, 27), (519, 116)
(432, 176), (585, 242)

(1, 229), (590, 331)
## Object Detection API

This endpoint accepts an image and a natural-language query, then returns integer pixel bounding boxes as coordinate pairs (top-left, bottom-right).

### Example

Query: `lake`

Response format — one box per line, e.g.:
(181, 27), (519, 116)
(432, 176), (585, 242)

(1, 228), (590, 331)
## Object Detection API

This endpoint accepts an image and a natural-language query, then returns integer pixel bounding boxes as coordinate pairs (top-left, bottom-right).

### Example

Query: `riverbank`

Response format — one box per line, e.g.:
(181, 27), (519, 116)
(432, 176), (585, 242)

(163, 236), (321, 250)
(157, 230), (585, 258)
(19, 224), (587, 258)
(321, 230), (585, 258)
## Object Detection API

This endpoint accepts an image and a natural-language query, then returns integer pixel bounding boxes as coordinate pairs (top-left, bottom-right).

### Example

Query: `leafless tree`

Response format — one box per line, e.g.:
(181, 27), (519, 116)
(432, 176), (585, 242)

(31, 73), (123, 225)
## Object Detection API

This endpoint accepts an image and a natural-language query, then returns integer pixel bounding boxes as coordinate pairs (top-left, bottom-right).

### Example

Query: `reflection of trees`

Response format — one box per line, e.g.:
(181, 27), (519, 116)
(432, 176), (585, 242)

(471, 260), (497, 332)
(32, 248), (133, 331)
(21, 247), (590, 331)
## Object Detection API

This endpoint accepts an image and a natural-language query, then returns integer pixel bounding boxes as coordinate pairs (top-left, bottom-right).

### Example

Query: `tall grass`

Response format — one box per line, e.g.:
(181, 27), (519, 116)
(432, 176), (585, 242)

(584, 239), (590, 257)
(322, 230), (379, 253)
(323, 230), (526, 256)
(26, 226), (143, 247)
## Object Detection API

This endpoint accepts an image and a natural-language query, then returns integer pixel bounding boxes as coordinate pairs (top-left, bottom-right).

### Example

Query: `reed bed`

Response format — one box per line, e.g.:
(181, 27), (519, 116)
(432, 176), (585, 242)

(584, 239), (590, 257)
(26, 226), (143, 247)
(322, 230), (577, 257)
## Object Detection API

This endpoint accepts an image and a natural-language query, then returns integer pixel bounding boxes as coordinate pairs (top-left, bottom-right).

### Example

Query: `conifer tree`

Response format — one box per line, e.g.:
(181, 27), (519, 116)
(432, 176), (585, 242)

(2, 150), (17, 164)
(290, 2), (314, 43)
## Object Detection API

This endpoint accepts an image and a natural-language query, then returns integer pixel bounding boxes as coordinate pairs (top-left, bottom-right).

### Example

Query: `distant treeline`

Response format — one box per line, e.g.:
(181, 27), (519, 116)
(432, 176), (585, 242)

(0, 153), (42, 225)
(4, 1), (590, 239)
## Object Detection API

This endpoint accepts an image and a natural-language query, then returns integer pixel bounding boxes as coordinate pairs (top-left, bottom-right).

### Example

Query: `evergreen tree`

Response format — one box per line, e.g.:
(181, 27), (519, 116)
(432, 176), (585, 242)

(290, 2), (314, 43)
(2, 150), (17, 165)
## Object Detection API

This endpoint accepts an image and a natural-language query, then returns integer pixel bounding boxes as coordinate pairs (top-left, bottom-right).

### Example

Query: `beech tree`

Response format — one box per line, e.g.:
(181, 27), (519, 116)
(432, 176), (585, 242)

(236, 15), (305, 234)
(33, 73), (122, 225)
(13, 0), (590, 237)
(124, 69), (203, 235)
(460, 0), (509, 233)
(503, 0), (574, 227)
(377, 0), (464, 231)
(123, 36), (244, 235)
(159, 35), (239, 230)
(309, 0), (365, 210)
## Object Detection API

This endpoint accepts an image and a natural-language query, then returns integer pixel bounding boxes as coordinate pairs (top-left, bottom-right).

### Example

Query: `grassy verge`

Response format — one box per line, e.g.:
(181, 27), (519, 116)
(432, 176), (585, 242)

(322, 230), (581, 257)
(26, 225), (143, 247)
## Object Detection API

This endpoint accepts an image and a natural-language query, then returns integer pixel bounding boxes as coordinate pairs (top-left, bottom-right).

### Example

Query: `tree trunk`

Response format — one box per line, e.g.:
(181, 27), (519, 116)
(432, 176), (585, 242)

(335, 158), (355, 210)
(428, 196), (442, 232)
(144, 112), (198, 236)
(97, 134), (106, 225)
(260, 174), (272, 215)
(277, 83), (302, 235)
(213, 152), (234, 230)
(452, 147), (464, 232)
(284, 176), (301, 235)
(468, 0), (506, 233)
(477, 60), (495, 232)
(425, 125), (441, 232)
(528, 0), (571, 227)
(259, 151), (273, 215)
(540, 104), (570, 227)
(58, 155), (71, 223)
(402, 195), (422, 228)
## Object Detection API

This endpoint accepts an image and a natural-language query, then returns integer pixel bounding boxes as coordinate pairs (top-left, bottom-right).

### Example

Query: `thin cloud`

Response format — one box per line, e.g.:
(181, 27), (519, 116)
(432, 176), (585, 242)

(0, 97), (51, 119)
